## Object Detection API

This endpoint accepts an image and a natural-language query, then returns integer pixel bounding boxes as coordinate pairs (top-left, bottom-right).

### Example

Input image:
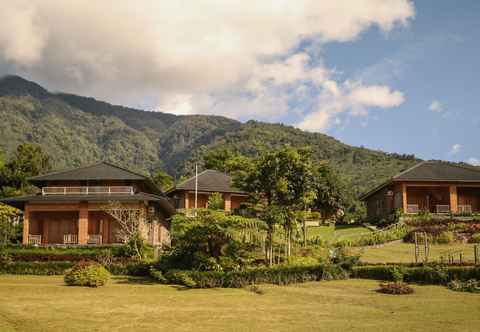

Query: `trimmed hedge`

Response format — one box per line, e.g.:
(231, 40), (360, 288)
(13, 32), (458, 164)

(0, 261), (152, 276)
(1, 246), (130, 262)
(352, 265), (480, 285)
(0, 261), (74, 275)
(152, 264), (349, 288)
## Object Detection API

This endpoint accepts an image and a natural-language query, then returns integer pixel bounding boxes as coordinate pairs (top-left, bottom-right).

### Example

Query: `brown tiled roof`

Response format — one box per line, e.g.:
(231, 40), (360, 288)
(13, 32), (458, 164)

(393, 161), (480, 181)
(168, 169), (246, 194)
(29, 162), (148, 182)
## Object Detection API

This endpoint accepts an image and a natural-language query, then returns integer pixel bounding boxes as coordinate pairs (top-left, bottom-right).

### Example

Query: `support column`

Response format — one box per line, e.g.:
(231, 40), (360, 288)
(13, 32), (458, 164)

(42, 220), (49, 244)
(224, 193), (232, 211)
(184, 193), (190, 209)
(22, 204), (30, 245)
(78, 202), (88, 245)
(449, 185), (458, 213)
(402, 183), (408, 214)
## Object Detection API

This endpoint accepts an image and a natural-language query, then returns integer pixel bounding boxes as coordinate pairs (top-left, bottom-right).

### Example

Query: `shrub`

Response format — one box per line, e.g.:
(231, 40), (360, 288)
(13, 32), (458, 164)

(64, 261), (111, 287)
(378, 282), (414, 295)
(470, 233), (480, 243)
(164, 270), (197, 288)
(207, 192), (225, 210)
(434, 231), (455, 244)
(149, 268), (167, 283)
(447, 279), (480, 293)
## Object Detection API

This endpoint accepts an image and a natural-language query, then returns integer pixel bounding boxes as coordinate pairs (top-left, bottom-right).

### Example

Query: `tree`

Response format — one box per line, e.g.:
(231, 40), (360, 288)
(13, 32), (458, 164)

(207, 192), (225, 210)
(151, 169), (174, 192)
(162, 209), (266, 271)
(203, 147), (252, 175)
(0, 203), (21, 246)
(311, 162), (345, 221)
(102, 201), (148, 259)
(0, 143), (51, 197)
(234, 146), (316, 264)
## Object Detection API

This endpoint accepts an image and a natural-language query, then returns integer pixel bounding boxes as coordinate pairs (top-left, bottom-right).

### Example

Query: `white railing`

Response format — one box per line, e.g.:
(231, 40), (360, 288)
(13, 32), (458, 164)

(407, 204), (419, 214)
(28, 235), (42, 245)
(42, 186), (134, 196)
(63, 234), (78, 245)
(458, 205), (472, 214)
(436, 205), (450, 214)
(87, 234), (102, 245)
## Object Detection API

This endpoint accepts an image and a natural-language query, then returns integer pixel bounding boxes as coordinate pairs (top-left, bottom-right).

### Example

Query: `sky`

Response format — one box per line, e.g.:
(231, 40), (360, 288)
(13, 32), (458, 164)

(0, 0), (478, 164)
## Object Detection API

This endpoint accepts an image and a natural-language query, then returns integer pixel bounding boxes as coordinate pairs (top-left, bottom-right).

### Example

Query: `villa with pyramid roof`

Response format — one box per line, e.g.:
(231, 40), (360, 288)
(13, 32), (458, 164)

(0, 162), (175, 246)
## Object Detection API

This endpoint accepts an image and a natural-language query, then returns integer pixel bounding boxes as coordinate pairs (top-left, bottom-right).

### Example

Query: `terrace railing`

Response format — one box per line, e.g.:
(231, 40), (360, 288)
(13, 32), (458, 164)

(87, 234), (102, 245)
(435, 204), (450, 214)
(406, 204), (419, 214)
(458, 205), (472, 214)
(42, 186), (134, 196)
(63, 234), (78, 245)
(28, 235), (42, 245)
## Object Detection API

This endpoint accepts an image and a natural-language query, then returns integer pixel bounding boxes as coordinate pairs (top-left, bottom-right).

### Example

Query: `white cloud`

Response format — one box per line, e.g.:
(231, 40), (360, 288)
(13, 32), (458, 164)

(467, 158), (480, 166)
(0, 0), (415, 128)
(450, 144), (462, 155)
(429, 100), (443, 112)
(296, 80), (405, 132)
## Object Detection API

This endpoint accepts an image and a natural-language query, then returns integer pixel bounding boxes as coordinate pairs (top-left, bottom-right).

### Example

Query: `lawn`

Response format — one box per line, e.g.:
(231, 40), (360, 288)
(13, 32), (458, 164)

(355, 242), (478, 264)
(1, 276), (479, 332)
(307, 224), (372, 242)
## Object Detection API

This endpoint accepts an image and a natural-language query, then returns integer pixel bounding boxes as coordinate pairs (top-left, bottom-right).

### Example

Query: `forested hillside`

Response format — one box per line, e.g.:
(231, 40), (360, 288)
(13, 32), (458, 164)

(0, 75), (418, 195)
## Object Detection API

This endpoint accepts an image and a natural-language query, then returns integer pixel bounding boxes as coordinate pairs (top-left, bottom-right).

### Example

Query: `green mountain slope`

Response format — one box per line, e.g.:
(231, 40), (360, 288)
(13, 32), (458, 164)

(0, 75), (418, 194)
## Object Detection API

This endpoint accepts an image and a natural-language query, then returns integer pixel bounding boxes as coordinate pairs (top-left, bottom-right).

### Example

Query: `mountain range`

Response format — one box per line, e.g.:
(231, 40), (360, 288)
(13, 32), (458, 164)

(0, 75), (419, 195)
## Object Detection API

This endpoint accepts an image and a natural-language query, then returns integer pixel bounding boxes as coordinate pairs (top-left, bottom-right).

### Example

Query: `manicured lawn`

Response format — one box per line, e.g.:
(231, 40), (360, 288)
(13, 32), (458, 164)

(1, 276), (479, 331)
(356, 242), (478, 264)
(308, 224), (372, 241)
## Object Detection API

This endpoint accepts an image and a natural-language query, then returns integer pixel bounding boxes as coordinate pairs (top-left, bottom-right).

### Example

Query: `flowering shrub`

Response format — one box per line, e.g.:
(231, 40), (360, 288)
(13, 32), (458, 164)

(377, 282), (414, 295)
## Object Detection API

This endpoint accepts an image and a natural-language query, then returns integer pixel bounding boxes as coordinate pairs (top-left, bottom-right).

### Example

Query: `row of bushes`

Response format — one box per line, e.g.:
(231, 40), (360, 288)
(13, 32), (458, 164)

(0, 245), (140, 262)
(0, 261), (152, 276)
(335, 223), (408, 247)
(352, 265), (480, 284)
(150, 264), (349, 288)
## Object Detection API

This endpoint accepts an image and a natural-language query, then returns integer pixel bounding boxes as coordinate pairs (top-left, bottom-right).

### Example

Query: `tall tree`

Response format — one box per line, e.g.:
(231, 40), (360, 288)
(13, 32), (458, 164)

(151, 169), (174, 192)
(234, 146), (316, 264)
(0, 143), (51, 197)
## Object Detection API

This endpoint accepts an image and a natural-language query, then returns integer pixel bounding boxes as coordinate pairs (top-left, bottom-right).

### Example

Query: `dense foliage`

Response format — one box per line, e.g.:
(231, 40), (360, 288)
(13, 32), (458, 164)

(0, 143), (51, 197)
(0, 75), (418, 197)
(64, 261), (111, 287)
(157, 209), (266, 272)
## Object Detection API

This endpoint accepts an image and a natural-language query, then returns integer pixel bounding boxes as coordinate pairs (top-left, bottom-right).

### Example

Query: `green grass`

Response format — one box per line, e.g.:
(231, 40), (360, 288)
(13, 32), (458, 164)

(356, 242), (479, 264)
(307, 224), (372, 242)
(1, 276), (479, 332)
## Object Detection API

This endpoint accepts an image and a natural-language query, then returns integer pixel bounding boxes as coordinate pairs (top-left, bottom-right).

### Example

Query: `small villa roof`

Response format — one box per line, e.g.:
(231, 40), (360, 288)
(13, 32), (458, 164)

(360, 161), (480, 200)
(168, 169), (246, 195)
(29, 162), (148, 182)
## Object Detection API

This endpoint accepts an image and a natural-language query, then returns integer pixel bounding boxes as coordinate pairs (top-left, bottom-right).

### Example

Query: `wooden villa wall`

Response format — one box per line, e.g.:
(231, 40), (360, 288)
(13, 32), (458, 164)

(458, 187), (480, 212)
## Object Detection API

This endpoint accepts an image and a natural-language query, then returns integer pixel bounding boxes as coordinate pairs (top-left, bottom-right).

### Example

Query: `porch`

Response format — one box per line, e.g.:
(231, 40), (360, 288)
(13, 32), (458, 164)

(403, 184), (480, 214)
(25, 210), (122, 246)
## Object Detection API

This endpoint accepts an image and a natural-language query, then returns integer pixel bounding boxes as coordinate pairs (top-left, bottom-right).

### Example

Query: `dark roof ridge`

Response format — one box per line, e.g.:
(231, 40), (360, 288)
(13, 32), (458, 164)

(28, 161), (149, 181)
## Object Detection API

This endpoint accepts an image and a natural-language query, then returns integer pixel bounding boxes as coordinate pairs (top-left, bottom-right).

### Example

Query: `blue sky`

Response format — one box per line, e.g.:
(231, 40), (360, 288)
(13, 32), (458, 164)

(0, 1), (478, 164)
(322, 0), (480, 164)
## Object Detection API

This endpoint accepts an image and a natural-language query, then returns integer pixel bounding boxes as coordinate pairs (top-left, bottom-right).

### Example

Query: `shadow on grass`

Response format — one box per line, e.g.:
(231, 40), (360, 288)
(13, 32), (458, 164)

(113, 276), (157, 285)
